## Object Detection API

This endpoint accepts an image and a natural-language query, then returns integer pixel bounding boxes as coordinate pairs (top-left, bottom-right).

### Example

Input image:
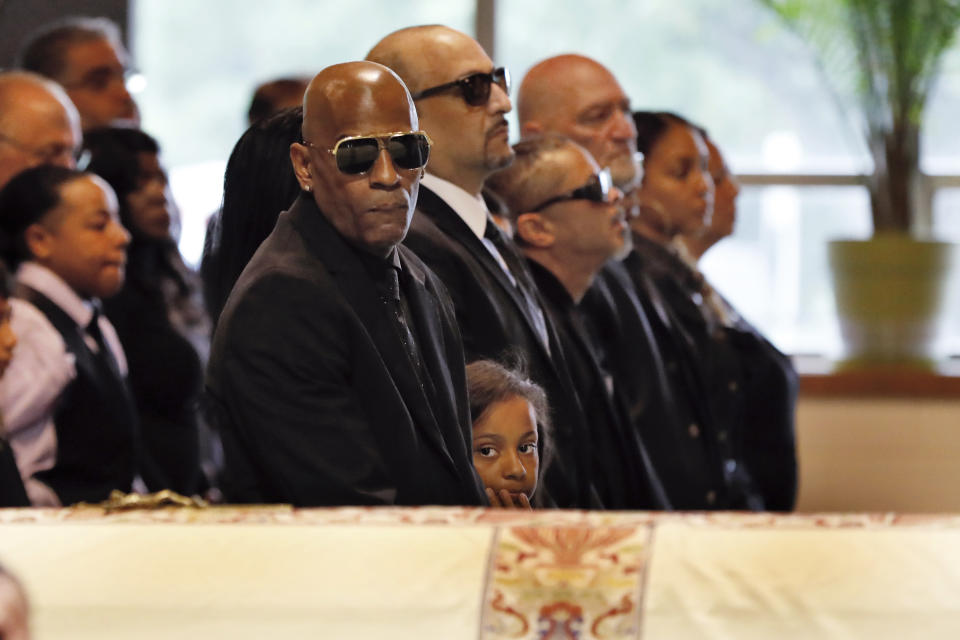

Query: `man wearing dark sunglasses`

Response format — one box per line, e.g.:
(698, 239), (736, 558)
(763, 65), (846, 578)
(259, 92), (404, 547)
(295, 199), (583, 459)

(368, 26), (603, 509)
(207, 61), (486, 508)
(487, 135), (669, 511)
(368, 26), (514, 197)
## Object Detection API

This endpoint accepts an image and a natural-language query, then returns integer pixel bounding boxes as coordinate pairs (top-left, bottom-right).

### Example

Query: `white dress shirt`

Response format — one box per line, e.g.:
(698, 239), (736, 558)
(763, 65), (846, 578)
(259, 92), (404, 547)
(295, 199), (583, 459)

(0, 262), (127, 506)
(420, 174), (551, 351)
(420, 173), (517, 287)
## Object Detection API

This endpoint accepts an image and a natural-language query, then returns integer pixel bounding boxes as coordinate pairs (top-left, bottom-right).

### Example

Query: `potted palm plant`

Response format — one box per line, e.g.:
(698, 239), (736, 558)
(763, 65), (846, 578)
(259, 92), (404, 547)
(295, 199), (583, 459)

(758, 0), (959, 366)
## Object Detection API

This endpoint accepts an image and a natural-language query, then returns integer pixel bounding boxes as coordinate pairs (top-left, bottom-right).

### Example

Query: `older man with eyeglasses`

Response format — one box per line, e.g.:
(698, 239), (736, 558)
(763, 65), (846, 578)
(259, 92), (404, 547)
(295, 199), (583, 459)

(0, 71), (82, 191)
(206, 61), (486, 507)
(368, 26), (606, 509)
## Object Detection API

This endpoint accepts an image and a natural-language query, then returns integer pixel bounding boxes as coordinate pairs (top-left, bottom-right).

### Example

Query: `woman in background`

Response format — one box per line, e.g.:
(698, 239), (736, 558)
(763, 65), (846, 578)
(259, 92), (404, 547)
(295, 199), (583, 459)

(84, 126), (210, 496)
(200, 107), (303, 327)
(629, 112), (797, 510)
(678, 134), (740, 260)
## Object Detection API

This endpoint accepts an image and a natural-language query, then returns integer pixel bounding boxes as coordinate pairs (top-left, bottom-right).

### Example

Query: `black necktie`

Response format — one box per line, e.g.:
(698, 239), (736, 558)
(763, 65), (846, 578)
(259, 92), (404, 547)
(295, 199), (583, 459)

(86, 305), (121, 379)
(484, 221), (551, 353)
(382, 267), (423, 375)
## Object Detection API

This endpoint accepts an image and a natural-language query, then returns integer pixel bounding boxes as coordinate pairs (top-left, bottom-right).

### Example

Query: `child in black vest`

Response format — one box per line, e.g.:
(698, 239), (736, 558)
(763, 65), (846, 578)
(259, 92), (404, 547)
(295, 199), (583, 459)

(0, 165), (136, 506)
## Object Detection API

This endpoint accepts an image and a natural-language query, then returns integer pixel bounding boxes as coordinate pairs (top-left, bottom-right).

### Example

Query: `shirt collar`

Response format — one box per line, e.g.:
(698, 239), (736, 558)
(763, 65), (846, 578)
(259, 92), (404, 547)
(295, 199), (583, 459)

(16, 261), (96, 328)
(420, 173), (490, 239)
(387, 246), (402, 270)
(353, 244), (401, 270)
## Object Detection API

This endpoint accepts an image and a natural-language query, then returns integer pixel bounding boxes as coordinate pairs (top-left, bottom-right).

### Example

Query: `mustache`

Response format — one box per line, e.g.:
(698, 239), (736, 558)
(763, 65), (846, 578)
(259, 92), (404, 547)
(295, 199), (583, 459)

(486, 119), (509, 137)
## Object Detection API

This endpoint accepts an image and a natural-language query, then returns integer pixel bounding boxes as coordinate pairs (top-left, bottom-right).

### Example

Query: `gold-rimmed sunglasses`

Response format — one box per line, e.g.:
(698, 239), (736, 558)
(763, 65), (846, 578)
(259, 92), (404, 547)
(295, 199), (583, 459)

(302, 130), (433, 175)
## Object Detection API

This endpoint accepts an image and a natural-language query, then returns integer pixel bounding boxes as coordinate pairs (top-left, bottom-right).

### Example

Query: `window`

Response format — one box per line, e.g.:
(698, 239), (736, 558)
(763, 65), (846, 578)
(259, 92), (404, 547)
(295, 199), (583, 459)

(131, 0), (475, 264)
(132, 0), (960, 356)
(497, 0), (870, 173)
(498, 0), (960, 357)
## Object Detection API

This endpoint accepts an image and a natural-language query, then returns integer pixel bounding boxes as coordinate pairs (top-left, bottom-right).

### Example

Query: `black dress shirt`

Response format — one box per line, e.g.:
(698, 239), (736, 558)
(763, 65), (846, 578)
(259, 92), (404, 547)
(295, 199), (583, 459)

(527, 259), (670, 510)
(208, 194), (485, 507)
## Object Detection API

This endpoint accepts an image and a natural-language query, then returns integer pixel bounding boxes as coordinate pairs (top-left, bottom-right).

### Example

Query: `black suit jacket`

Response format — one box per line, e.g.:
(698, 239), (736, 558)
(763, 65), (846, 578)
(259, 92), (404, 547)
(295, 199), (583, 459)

(528, 260), (670, 510)
(623, 237), (796, 510)
(206, 194), (485, 507)
(632, 238), (797, 510)
(584, 261), (730, 509)
(404, 186), (598, 508)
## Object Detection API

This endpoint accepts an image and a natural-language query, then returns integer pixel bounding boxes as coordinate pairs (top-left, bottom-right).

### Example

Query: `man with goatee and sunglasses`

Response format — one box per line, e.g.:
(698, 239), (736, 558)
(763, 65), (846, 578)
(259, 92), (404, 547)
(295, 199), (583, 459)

(367, 26), (604, 509)
(206, 61), (486, 507)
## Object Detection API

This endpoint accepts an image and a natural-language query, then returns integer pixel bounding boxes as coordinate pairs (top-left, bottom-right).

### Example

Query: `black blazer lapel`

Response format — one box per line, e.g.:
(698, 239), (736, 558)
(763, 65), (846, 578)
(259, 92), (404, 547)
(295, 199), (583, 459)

(288, 197), (459, 477)
(399, 253), (475, 484)
(417, 186), (553, 358)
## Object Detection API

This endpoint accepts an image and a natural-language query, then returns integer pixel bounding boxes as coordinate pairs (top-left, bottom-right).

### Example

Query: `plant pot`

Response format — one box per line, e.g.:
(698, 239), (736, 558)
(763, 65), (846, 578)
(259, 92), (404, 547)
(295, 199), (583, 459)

(828, 235), (956, 369)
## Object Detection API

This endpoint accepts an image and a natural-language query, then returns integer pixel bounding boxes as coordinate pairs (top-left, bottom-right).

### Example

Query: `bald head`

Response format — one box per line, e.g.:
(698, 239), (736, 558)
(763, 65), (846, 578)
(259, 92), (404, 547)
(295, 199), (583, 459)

(367, 25), (482, 94)
(518, 55), (608, 126)
(290, 61), (423, 256)
(518, 54), (638, 188)
(301, 61), (417, 144)
(0, 71), (81, 190)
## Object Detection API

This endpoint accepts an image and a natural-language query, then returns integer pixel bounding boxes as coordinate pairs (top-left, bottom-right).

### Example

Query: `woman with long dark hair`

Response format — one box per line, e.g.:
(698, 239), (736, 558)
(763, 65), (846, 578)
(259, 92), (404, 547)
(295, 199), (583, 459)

(84, 126), (210, 496)
(200, 107), (304, 326)
(627, 112), (798, 511)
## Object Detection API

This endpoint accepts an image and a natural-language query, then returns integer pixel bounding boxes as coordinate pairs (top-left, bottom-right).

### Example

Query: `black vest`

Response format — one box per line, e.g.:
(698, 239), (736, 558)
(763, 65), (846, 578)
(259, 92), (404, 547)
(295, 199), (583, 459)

(15, 286), (138, 505)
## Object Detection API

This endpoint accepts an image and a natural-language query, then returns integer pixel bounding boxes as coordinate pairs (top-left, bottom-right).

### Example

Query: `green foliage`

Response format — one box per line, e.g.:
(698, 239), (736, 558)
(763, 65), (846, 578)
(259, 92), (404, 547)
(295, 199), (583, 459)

(760, 0), (960, 128)
(758, 0), (960, 232)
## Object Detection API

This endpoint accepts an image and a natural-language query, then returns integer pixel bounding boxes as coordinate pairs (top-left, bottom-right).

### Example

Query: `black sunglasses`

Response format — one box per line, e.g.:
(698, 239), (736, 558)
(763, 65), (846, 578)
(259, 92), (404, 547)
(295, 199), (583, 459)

(532, 168), (613, 211)
(304, 131), (433, 175)
(411, 67), (511, 106)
